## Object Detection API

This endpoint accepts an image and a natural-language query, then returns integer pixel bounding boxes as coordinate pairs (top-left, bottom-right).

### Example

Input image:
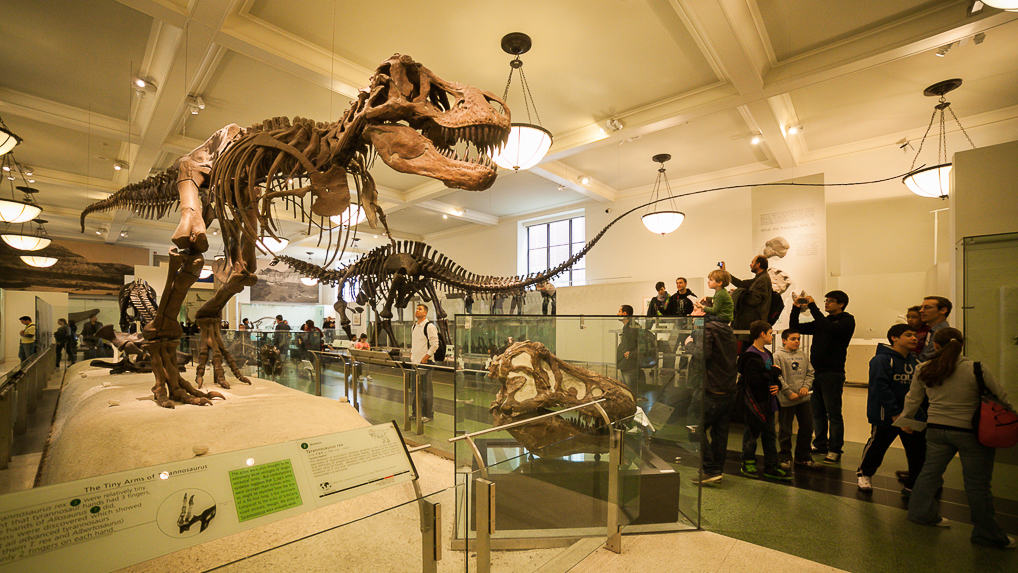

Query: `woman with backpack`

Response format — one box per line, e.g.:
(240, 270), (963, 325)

(899, 327), (1015, 549)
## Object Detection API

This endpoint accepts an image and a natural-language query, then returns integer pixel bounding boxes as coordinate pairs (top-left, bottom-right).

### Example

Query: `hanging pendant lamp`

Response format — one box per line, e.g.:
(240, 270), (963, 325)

(0, 118), (20, 156)
(902, 79), (975, 199)
(488, 33), (553, 171)
(299, 251), (319, 286)
(641, 154), (685, 235)
(2, 217), (52, 251)
(20, 255), (58, 268)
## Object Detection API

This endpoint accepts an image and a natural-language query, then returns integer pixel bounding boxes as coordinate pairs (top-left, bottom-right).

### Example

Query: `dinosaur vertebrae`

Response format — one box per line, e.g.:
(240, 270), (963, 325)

(79, 167), (186, 231)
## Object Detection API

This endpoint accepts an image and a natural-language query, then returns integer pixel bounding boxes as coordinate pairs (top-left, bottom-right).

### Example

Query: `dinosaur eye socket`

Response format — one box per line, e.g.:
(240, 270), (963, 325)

(485, 95), (506, 116)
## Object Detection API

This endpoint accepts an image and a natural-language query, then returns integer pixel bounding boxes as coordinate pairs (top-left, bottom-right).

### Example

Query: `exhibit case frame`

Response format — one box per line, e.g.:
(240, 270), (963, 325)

(450, 314), (705, 564)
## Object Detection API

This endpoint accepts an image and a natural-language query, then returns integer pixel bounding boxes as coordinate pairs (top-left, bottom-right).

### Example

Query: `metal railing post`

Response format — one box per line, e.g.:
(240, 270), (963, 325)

(420, 498), (441, 573)
(606, 424), (623, 553)
(342, 356), (351, 402)
(475, 477), (495, 573)
(351, 361), (360, 410)
(414, 368), (423, 435)
(402, 367), (411, 432)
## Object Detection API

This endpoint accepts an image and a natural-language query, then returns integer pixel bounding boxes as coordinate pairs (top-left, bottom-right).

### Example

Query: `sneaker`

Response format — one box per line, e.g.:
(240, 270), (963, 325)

(857, 474), (873, 492)
(421, 416), (433, 423)
(1004, 536), (1016, 550)
(693, 473), (723, 485)
(901, 486), (913, 497)
(794, 460), (817, 469)
(895, 470), (911, 483)
(740, 461), (760, 478)
(823, 452), (841, 464)
(763, 467), (793, 481)
(935, 517), (950, 528)
(779, 460), (791, 470)
(811, 447), (828, 455)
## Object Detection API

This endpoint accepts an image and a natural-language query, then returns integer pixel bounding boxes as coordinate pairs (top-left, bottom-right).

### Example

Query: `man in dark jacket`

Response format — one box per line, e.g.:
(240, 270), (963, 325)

(665, 277), (696, 316)
(856, 324), (924, 493)
(647, 282), (670, 317)
(616, 305), (644, 387)
(695, 316), (738, 484)
(790, 290), (856, 463)
(729, 256), (772, 338)
(81, 315), (103, 359)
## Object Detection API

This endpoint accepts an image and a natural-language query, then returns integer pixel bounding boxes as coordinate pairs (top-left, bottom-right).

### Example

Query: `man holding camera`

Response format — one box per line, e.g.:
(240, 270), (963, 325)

(790, 290), (855, 464)
(727, 256), (772, 340)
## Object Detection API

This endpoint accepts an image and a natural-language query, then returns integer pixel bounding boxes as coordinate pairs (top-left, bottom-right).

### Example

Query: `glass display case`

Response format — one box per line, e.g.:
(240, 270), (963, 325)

(452, 314), (704, 555)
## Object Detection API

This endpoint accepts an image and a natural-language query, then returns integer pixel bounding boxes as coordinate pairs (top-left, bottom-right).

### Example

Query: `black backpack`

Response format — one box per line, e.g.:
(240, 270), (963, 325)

(636, 327), (659, 368)
(424, 322), (447, 362)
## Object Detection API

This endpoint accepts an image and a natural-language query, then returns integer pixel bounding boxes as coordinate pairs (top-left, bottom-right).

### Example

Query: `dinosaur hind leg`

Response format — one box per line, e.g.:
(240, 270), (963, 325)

(194, 239), (257, 388)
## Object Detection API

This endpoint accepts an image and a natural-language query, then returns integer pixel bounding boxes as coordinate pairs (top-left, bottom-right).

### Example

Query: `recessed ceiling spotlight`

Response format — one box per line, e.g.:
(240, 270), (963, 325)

(187, 95), (206, 115)
(119, 230), (128, 238)
(786, 125), (803, 135)
(1, 166), (9, 172)
(750, 134), (762, 145)
(133, 77), (157, 96)
(442, 214), (448, 220)
(557, 184), (566, 191)
(605, 118), (624, 132)
(577, 175), (591, 185)
(113, 160), (128, 171)
(935, 43), (954, 57)
(23, 167), (33, 177)
(95, 229), (102, 236)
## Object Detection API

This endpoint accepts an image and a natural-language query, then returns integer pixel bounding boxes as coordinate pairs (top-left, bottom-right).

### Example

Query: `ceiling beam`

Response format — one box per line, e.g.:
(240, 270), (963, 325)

(670, 0), (798, 169)
(547, 5), (1017, 166)
(0, 88), (138, 141)
(415, 200), (498, 226)
(530, 161), (616, 203)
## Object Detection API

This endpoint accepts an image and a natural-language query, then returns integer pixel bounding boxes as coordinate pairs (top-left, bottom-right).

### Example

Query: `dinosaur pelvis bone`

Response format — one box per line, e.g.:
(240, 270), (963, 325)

(309, 165), (350, 218)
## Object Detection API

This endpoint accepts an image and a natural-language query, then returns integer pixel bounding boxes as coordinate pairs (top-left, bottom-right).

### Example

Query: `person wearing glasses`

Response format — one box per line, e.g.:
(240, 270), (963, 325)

(790, 290), (856, 464)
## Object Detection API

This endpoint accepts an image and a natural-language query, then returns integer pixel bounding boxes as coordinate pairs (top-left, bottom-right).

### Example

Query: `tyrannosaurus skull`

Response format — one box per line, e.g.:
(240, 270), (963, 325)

(364, 54), (510, 191)
(489, 341), (636, 455)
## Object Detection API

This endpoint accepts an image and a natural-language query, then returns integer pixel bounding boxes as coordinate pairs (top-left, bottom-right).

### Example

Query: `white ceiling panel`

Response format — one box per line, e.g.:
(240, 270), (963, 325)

(442, 171), (588, 217)
(0, 0), (151, 119)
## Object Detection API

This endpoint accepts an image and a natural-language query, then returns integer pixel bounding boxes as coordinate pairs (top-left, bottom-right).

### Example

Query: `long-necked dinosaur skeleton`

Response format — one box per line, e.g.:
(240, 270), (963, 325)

(81, 54), (510, 407)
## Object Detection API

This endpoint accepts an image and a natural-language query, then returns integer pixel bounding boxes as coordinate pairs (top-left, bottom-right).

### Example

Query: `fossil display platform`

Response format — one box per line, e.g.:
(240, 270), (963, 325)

(27, 363), (488, 572)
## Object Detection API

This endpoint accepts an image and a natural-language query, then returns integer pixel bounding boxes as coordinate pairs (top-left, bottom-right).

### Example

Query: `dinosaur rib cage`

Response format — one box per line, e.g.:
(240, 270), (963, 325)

(207, 116), (371, 264)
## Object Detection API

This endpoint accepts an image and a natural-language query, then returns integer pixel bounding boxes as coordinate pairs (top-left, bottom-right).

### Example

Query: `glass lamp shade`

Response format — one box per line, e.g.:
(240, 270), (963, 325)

(0, 126), (20, 156)
(0, 199), (41, 223)
(258, 237), (289, 254)
(300, 277), (319, 287)
(1, 234), (50, 251)
(641, 210), (685, 235)
(902, 163), (951, 198)
(983, 1), (1018, 10)
(20, 255), (57, 267)
(199, 266), (214, 279)
(489, 123), (552, 171)
(330, 204), (366, 227)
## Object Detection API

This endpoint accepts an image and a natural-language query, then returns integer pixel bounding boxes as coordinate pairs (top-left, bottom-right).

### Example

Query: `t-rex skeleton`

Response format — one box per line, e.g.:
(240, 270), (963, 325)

(488, 341), (636, 455)
(80, 54), (510, 407)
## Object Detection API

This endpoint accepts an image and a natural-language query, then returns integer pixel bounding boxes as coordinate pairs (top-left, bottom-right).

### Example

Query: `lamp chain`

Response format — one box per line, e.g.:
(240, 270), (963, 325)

(946, 105), (976, 150)
(909, 107), (939, 172)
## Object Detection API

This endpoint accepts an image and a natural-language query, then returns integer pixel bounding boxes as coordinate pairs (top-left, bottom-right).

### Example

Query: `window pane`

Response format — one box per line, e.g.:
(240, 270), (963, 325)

(528, 224), (547, 249)
(552, 274), (569, 288)
(549, 245), (569, 268)
(529, 249), (547, 272)
(573, 255), (585, 270)
(571, 217), (585, 241)
(571, 242), (584, 256)
(549, 220), (569, 246)
(571, 269), (585, 286)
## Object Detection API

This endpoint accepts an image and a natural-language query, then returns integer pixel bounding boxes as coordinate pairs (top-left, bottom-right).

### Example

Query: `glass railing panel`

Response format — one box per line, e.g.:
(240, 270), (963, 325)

(215, 486), (459, 572)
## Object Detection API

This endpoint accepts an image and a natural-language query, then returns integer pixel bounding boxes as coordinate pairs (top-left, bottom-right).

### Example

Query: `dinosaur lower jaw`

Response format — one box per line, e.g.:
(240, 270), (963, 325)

(492, 408), (611, 456)
(366, 124), (498, 191)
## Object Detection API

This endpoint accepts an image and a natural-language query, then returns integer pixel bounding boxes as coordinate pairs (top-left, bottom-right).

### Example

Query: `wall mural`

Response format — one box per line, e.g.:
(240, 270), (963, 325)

(249, 265), (319, 304)
(0, 239), (145, 295)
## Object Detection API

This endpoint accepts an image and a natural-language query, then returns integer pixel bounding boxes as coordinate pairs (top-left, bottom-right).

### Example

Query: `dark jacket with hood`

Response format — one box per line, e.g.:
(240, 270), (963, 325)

(866, 343), (922, 425)
(731, 272), (772, 330)
(738, 345), (781, 406)
(703, 319), (737, 395)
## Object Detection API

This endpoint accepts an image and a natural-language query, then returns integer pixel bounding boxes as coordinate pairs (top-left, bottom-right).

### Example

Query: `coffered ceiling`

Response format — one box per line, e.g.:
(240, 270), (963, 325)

(1, 0), (1016, 259)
